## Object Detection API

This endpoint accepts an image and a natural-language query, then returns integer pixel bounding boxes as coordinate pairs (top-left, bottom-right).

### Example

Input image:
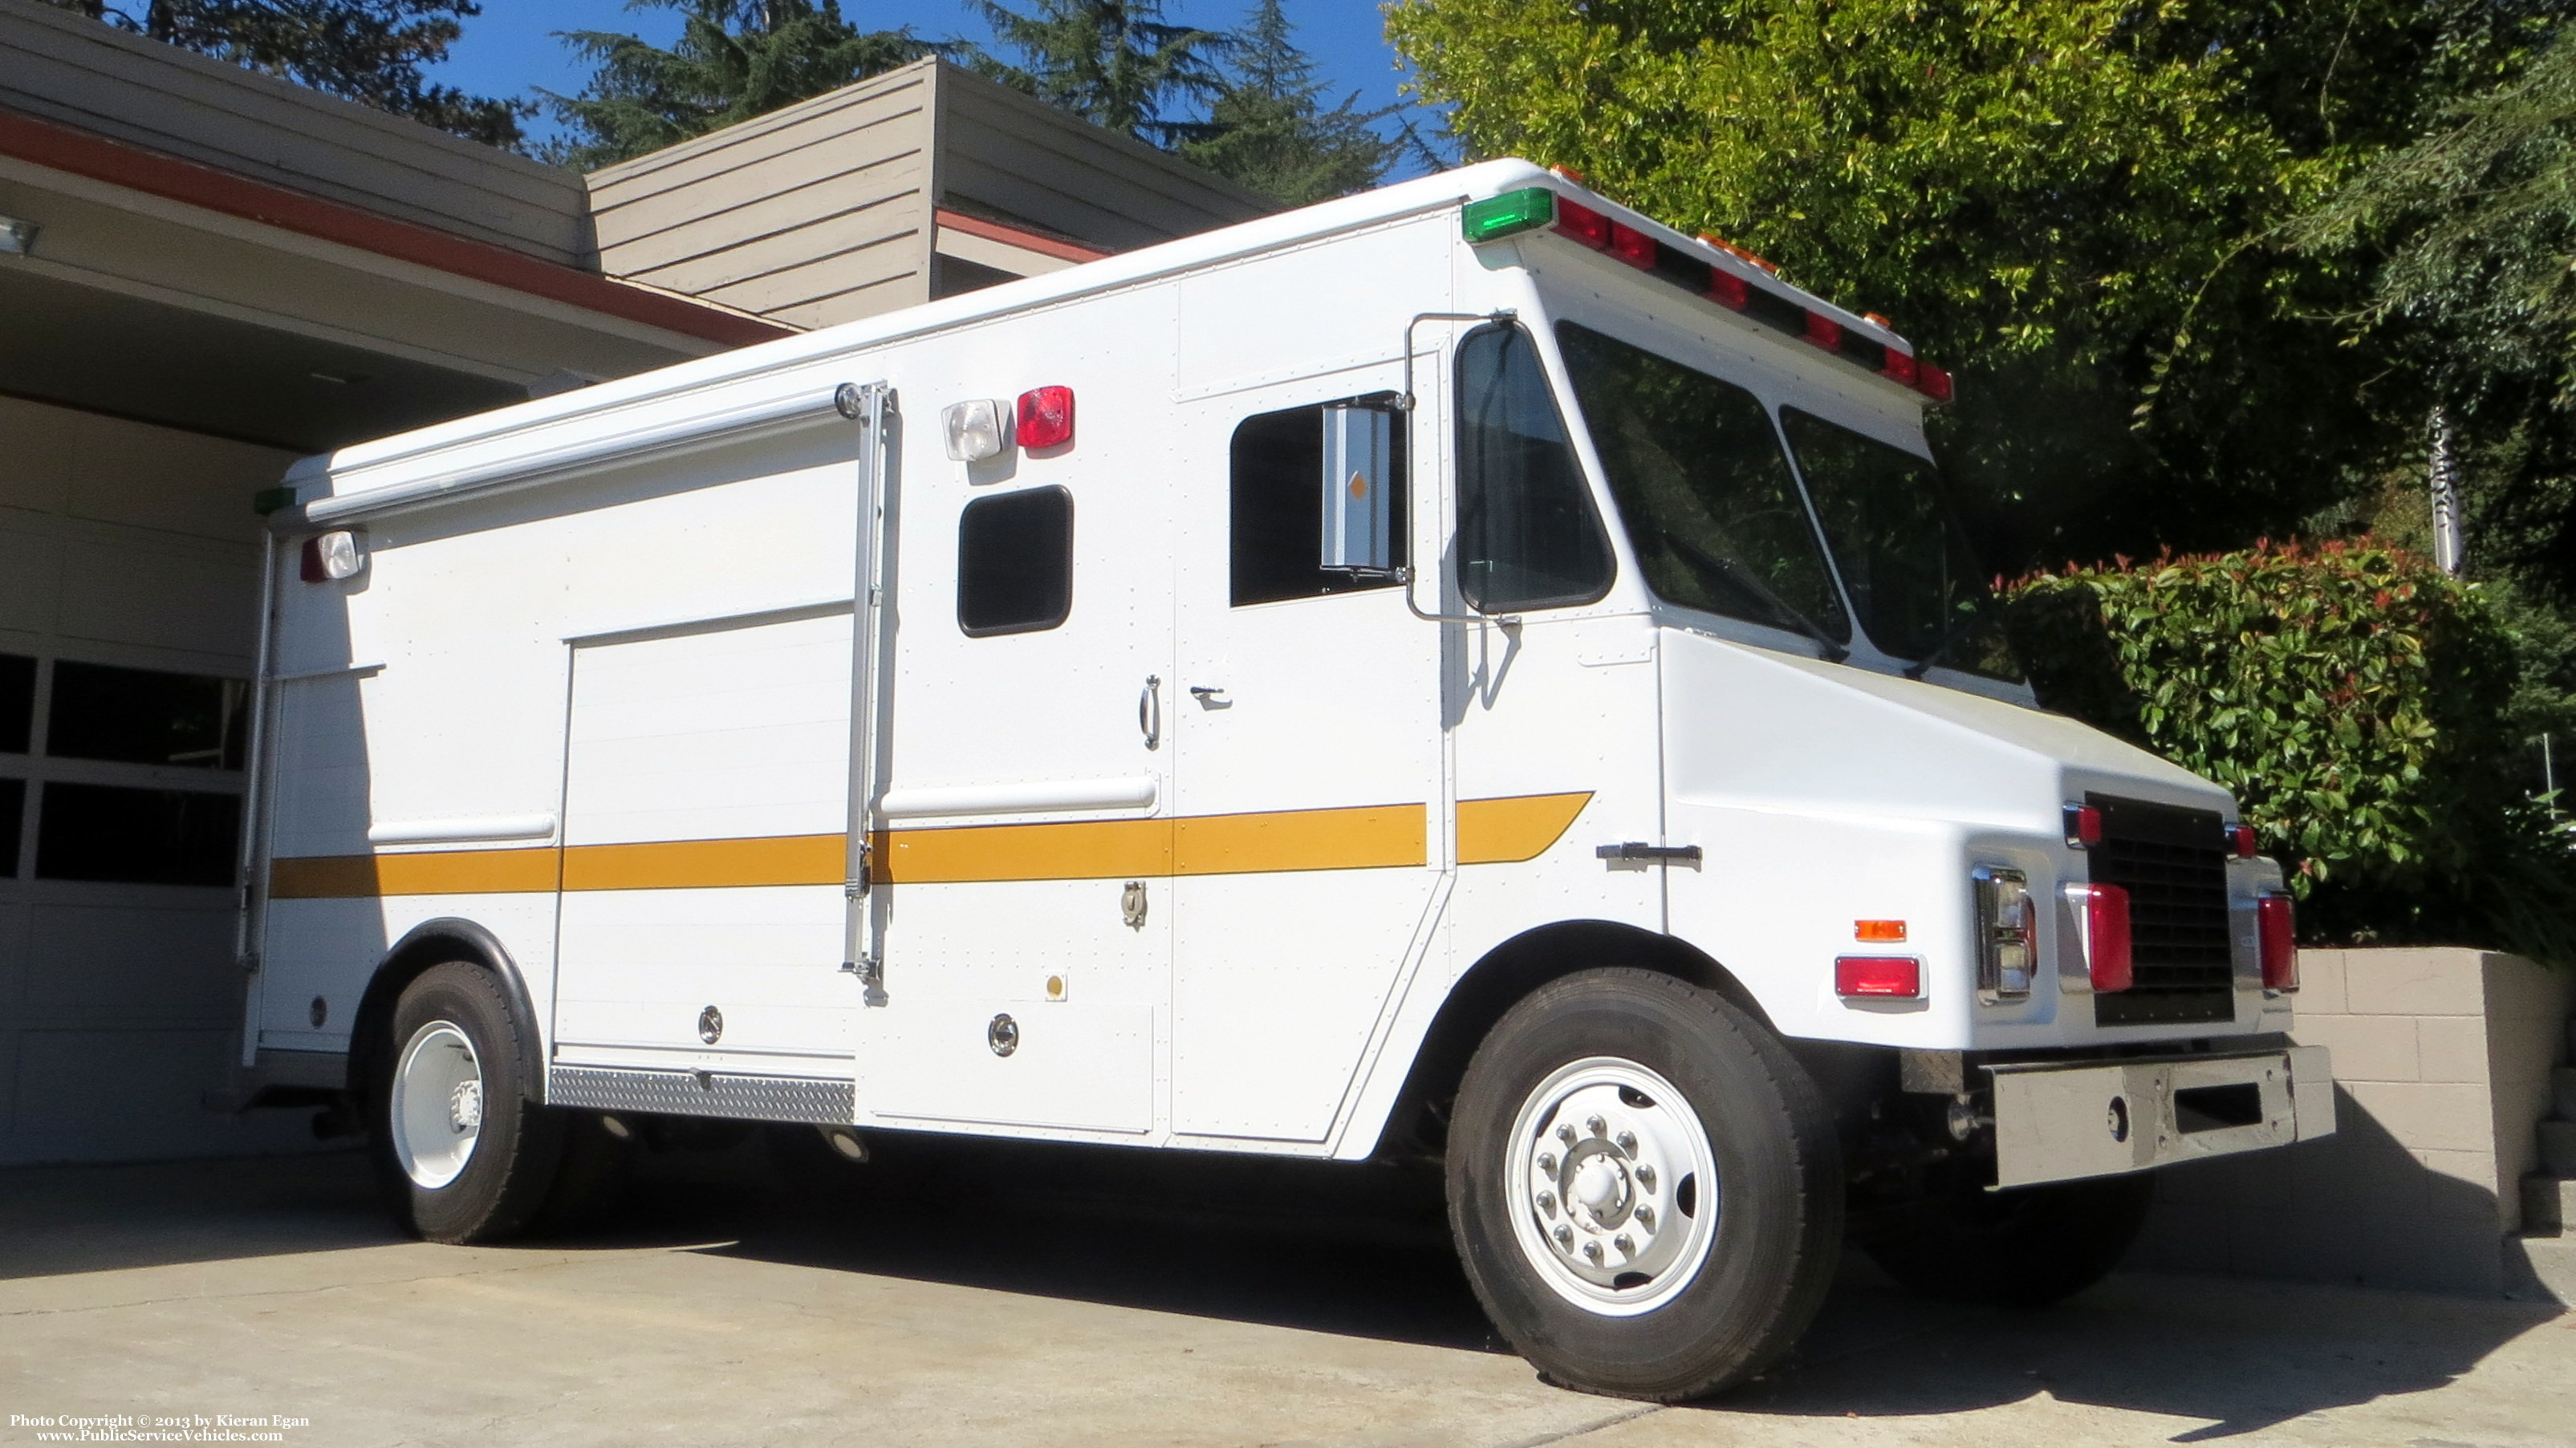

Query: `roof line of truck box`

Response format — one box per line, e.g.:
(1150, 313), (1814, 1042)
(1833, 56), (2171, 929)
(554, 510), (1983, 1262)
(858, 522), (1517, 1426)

(280, 158), (1915, 525)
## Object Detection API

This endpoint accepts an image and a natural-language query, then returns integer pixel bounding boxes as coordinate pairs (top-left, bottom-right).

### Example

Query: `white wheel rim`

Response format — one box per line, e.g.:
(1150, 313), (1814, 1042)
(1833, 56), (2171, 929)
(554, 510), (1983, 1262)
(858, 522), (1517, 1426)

(1504, 1056), (1720, 1316)
(390, 1020), (484, 1190)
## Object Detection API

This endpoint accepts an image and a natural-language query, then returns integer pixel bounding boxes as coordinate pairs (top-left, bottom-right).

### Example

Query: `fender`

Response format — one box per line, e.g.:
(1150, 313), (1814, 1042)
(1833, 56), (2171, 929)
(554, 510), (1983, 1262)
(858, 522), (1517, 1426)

(1355, 919), (1769, 1161)
(350, 917), (548, 1104)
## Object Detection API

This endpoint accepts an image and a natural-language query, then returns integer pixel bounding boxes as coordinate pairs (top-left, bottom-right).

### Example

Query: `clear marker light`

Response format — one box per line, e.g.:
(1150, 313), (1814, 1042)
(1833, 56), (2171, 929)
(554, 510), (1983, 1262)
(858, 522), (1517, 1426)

(942, 399), (1010, 462)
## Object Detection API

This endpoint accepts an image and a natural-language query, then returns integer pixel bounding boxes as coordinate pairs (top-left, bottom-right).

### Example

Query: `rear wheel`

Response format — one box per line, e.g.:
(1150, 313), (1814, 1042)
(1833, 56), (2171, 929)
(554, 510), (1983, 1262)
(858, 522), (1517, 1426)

(371, 962), (566, 1243)
(1863, 1171), (2157, 1307)
(1447, 969), (1843, 1401)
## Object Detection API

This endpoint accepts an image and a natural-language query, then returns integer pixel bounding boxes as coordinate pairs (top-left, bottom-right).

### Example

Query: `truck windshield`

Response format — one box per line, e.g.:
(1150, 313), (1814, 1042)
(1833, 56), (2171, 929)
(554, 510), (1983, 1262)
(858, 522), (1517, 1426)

(1778, 409), (2023, 683)
(1553, 322), (1851, 647)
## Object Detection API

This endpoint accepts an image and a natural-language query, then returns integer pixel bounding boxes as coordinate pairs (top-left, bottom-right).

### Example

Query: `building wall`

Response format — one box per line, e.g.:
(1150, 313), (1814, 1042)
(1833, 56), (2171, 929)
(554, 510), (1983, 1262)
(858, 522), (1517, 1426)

(930, 63), (1274, 253)
(587, 63), (939, 331)
(0, 395), (312, 1164)
(0, 0), (591, 266)
(2133, 947), (2574, 1296)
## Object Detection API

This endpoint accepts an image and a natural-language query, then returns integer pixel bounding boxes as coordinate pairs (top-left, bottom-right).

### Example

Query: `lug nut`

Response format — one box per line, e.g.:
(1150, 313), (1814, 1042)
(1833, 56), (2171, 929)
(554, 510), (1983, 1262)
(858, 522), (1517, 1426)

(1582, 1240), (1603, 1262)
(1537, 1190), (1557, 1215)
(1636, 1205), (1656, 1231)
(1537, 1152), (1557, 1174)
(1613, 1234), (1635, 1256)
(1557, 1123), (1577, 1145)
(1615, 1130), (1637, 1154)
(1635, 1164), (1657, 1190)
(1553, 1223), (1574, 1247)
(1586, 1114), (1607, 1137)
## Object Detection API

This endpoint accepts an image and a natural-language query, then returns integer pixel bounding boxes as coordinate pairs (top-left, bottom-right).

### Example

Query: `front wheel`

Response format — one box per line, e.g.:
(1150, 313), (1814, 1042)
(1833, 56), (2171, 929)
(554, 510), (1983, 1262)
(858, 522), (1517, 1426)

(371, 962), (567, 1243)
(1447, 969), (1843, 1401)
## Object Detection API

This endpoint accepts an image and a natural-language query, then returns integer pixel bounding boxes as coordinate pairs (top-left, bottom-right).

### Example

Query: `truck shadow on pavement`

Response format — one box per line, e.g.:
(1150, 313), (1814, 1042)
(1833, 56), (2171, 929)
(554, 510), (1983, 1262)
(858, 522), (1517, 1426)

(2, 1134), (2558, 1441)
(591, 1128), (2562, 1440)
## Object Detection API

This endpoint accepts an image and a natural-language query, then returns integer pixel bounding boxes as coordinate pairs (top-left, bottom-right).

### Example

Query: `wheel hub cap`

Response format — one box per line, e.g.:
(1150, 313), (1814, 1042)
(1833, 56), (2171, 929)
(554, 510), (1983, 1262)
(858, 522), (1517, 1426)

(449, 1079), (483, 1134)
(1506, 1057), (1720, 1317)
(389, 1021), (484, 1191)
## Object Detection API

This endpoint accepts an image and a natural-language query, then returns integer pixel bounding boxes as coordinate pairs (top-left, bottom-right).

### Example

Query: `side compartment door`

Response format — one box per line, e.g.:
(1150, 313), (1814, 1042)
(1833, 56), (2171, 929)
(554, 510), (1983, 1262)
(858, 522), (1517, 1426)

(551, 606), (856, 1077)
(853, 297), (1176, 1137)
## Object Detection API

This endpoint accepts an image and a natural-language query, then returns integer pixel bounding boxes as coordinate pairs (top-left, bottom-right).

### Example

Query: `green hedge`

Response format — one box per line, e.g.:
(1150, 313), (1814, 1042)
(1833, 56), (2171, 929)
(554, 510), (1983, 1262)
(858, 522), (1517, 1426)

(2005, 540), (2576, 963)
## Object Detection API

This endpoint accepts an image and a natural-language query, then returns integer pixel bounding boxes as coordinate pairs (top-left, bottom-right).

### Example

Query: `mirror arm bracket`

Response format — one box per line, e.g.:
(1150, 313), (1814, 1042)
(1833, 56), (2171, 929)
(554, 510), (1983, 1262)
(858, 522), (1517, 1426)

(1318, 565), (1516, 627)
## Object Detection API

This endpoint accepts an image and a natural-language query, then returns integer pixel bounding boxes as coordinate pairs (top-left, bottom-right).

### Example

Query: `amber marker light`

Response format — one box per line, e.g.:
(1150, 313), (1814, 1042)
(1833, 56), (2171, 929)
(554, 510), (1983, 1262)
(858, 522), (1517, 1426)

(1854, 919), (1908, 943)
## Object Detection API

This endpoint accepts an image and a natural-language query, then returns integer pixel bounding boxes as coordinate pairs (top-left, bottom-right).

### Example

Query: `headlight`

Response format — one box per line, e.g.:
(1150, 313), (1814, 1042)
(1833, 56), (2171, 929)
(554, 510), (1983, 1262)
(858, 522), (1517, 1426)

(1973, 866), (2034, 1002)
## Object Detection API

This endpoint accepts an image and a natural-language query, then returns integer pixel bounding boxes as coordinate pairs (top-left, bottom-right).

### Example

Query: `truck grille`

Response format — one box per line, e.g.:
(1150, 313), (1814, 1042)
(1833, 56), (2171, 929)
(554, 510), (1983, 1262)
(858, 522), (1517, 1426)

(2088, 793), (2236, 1026)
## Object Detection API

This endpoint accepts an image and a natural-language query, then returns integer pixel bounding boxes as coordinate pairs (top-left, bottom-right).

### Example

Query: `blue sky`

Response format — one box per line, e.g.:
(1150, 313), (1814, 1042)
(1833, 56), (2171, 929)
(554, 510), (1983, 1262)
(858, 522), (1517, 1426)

(429, 0), (1424, 152)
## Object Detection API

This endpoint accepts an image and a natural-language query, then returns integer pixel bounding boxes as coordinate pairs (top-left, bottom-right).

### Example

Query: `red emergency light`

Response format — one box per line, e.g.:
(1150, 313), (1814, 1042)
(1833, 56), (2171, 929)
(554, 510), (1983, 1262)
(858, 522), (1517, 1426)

(1017, 386), (1075, 449)
(2065, 804), (2103, 849)
(1471, 187), (1951, 404)
(2076, 882), (2133, 992)
(2258, 893), (2298, 991)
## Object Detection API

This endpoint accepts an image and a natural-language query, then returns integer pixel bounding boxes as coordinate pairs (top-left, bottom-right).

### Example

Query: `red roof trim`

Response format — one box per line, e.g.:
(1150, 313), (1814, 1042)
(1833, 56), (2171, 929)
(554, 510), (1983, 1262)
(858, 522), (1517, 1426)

(0, 107), (795, 349)
(934, 207), (1109, 265)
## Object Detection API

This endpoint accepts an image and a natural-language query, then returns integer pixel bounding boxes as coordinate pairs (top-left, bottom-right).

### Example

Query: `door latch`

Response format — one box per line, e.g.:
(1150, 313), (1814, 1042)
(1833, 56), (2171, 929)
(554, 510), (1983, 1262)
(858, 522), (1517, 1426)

(1595, 842), (1704, 865)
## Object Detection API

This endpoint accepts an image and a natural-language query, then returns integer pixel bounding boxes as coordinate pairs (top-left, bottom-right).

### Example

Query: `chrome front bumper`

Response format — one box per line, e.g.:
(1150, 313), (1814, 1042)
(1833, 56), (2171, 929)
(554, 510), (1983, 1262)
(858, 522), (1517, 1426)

(1987, 1045), (2335, 1189)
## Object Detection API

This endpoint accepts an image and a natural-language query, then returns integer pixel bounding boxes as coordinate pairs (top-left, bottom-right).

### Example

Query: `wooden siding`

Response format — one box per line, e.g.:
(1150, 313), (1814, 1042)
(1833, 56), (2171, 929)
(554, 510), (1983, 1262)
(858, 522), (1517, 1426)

(587, 63), (937, 331)
(0, 0), (590, 266)
(929, 63), (1276, 254)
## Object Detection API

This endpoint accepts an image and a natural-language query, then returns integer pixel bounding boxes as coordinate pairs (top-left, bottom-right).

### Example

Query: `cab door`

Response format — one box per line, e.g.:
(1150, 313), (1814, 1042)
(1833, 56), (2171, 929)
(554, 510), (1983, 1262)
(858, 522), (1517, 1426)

(1167, 375), (1447, 1142)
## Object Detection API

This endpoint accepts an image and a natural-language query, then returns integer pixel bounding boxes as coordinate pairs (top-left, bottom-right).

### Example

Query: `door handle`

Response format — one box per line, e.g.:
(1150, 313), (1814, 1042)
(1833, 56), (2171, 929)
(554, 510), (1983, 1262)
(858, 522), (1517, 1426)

(1139, 675), (1161, 751)
(1188, 683), (1230, 709)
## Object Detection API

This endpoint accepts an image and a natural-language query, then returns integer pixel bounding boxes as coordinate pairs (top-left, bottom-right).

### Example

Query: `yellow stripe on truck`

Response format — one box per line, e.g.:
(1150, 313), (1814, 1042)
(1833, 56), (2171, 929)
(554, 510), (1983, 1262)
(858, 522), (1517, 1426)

(1457, 791), (1593, 864)
(267, 792), (1594, 899)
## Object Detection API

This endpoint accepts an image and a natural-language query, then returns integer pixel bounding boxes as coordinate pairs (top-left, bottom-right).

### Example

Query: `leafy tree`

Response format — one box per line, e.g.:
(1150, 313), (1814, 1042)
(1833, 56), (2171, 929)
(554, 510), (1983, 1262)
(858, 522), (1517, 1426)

(545, 0), (941, 168)
(39, 0), (530, 148)
(1179, 0), (1402, 204)
(974, 0), (1227, 143)
(1383, 0), (2567, 574)
(2290, 34), (2576, 603)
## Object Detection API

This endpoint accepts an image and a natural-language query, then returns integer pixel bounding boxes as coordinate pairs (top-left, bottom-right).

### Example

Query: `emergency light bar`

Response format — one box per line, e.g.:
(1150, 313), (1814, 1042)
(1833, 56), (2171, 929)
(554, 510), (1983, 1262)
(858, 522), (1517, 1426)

(1460, 187), (1953, 404)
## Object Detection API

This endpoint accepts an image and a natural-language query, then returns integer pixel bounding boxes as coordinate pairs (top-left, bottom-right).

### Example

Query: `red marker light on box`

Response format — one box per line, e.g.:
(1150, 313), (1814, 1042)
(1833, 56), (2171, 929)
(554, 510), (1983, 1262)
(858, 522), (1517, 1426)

(1016, 385), (1075, 449)
(1881, 351), (1919, 387)
(1705, 270), (1749, 310)
(1835, 955), (1920, 998)
(1608, 221), (1657, 270)
(1803, 312), (1843, 351)
(1554, 198), (1611, 249)
(1914, 362), (1954, 404)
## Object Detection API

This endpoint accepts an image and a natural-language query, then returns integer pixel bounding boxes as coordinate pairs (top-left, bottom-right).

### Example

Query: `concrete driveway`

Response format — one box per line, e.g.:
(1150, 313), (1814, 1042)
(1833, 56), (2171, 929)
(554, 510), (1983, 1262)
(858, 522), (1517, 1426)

(2, 1134), (2568, 1447)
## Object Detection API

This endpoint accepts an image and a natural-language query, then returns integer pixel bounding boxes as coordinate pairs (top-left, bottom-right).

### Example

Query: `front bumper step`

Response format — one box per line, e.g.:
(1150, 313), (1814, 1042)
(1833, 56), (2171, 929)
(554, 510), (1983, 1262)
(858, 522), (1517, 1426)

(1987, 1045), (2334, 1189)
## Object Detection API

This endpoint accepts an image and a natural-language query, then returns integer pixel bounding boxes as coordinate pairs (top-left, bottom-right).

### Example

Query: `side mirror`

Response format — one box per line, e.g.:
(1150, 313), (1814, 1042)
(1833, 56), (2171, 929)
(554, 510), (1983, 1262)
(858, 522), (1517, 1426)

(1319, 404), (1396, 574)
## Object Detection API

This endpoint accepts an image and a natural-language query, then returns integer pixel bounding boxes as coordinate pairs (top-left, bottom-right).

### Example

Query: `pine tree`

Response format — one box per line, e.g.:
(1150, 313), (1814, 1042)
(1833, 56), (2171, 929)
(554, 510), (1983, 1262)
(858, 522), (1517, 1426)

(40, 0), (530, 148)
(1180, 0), (1401, 204)
(545, 0), (941, 168)
(973, 0), (1227, 143)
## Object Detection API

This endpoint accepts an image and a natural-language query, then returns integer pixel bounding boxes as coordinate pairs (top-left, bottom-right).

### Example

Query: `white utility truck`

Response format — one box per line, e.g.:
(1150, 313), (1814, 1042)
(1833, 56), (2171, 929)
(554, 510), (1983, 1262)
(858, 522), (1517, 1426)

(236, 159), (2333, 1400)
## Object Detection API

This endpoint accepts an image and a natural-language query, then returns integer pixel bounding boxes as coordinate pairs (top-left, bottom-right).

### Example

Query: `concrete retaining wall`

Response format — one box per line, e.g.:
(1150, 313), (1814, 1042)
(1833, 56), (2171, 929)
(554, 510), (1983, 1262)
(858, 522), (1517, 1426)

(2131, 947), (2571, 1296)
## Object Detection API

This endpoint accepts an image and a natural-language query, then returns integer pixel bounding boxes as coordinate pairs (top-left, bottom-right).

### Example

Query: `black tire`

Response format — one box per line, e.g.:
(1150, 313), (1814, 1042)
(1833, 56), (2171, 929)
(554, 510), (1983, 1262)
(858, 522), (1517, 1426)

(369, 961), (567, 1243)
(1447, 969), (1843, 1401)
(1863, 1170), (2157, 1307)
